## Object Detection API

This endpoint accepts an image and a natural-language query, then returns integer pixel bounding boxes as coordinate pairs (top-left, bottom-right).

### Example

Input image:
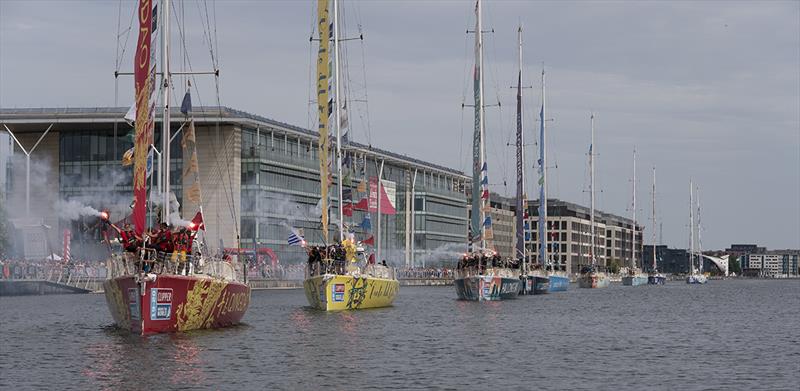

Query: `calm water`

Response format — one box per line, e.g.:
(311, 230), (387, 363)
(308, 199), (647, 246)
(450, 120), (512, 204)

(1, 279), (798, 390)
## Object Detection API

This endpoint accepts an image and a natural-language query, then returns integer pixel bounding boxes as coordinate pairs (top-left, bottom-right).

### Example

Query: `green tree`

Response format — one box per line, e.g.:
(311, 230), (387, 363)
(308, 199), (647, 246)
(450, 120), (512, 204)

(607, 259), (621, 274)
(728, 255), (741, 274)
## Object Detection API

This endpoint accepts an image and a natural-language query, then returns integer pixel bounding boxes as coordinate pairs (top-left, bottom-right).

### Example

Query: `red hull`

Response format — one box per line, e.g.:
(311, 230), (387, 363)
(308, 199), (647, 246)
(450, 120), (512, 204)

(103, 275), (250, 334)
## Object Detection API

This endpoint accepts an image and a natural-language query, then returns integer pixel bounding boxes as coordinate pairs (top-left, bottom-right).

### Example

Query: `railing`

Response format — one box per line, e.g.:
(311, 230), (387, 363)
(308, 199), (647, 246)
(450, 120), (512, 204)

(305, 261), (397, 280)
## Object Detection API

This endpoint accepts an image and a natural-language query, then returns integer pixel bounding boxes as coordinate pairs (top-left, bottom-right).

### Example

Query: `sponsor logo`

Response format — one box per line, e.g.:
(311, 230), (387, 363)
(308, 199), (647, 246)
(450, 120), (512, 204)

(332, 283), (345, 302)
(150, 288), (172, 320)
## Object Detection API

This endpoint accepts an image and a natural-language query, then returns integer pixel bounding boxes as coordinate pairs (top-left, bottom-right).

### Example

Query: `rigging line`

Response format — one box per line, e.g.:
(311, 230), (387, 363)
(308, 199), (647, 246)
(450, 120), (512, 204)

(115, 0), (136, 71)
(306, 2), (316, 132)
(357, 22), (373, 147)
(459, 16), (470, 174)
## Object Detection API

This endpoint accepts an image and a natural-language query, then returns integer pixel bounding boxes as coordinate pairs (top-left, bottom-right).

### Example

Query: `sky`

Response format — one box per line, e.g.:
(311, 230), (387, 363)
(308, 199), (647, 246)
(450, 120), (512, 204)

(1, 0), (798, 251)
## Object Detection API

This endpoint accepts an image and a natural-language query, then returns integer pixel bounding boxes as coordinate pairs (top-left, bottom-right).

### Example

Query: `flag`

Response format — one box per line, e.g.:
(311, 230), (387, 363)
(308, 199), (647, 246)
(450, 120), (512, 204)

(359, 214), (371, 231)
(288, 228), (305, 246)
(357, 180), (367, 193)
(180, 89), (192, 116)
(146, 148), (154, 178)
(124, 104), (136, 125)
(182, 120), (202, 204)
(121, 147), (135, 166)
(342, 188), (352, 202)
(361, 235), (374, 246)
(190, 211), (205, 231)
(342, 202), (353, 217)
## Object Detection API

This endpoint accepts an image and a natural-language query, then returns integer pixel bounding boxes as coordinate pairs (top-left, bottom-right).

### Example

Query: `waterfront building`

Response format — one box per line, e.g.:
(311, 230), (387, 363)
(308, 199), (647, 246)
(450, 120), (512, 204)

(740, 251), (799, 277)
(485, 193), (516, 259)
(0, 107), (469, 265)
(524, 198), (643, 275)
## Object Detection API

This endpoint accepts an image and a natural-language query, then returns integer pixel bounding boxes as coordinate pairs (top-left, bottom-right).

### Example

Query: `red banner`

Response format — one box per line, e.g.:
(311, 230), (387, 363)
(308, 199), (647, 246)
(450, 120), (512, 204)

(62, 229), (71, 263)
(132, 0), (153, 236)
(353, 177), (396, 215)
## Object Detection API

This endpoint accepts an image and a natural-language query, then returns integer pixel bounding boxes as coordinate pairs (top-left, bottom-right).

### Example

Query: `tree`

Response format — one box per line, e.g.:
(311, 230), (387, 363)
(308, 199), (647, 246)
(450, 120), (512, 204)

(607, 258), (621, 274)
(728, 255), (741, 275)
(0, 202), (10, 257)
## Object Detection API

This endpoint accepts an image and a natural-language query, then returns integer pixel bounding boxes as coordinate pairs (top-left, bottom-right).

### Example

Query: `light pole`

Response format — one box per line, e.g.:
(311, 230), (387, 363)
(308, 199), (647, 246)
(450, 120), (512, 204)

(3, 124), (54, 218)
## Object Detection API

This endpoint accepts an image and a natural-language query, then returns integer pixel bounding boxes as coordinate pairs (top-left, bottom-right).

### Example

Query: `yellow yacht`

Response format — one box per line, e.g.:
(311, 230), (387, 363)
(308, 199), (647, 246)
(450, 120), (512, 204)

(304, 262), (399, 311)
(301, 0), (400, 311)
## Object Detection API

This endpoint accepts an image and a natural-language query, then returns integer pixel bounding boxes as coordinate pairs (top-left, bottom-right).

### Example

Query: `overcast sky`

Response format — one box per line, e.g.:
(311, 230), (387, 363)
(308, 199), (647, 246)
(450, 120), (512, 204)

(1, 0), (798, 251)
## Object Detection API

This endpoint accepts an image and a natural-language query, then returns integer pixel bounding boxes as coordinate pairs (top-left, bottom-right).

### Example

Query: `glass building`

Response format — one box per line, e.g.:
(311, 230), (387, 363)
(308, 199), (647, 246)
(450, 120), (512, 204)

(1, 107), (469, 265)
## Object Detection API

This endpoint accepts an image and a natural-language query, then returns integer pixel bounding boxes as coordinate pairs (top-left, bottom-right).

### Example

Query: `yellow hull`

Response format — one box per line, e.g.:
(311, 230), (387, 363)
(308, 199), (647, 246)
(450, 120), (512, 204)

(303, 274), (399, 311)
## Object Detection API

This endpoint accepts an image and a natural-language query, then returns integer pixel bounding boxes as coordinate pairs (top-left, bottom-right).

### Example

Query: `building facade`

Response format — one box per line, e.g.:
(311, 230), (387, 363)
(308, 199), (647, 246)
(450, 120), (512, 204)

(741, 252), (799, 277)
(0, 107), (469, 265)
(524, 198), (643, 275)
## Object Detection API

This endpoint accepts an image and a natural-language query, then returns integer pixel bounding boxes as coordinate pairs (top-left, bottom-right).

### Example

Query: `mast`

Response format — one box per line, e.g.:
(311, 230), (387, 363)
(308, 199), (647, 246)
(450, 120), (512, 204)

(689, 182), (693, 273)
(589, 114), (596, 267)
(514, 24), (525, 266)
(631, 148), (636, 270)
(469, 0), (487, 252)
(478, 0), (487, 250)
(696, 185), (702, 273)
(538, 67), (548, 270)
(161, 0), (171, 225)
(315, 0), (330, 245)
(333, 0), (344, 243)
(652, 166), (657, 272)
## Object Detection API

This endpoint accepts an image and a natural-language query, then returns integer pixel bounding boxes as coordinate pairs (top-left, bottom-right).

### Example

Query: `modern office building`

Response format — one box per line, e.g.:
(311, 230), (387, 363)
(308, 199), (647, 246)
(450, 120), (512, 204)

(740, 251), (799, 277)
(524, 198), (643, 275)
(0, 107), (469, 265)
(486, 193), (516, 259)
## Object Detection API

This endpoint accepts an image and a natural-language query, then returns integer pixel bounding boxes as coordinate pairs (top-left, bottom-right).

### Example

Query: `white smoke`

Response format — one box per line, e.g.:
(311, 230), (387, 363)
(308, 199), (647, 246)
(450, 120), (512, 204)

(55, 199), (102, 220)
(149, 191), (190, 228)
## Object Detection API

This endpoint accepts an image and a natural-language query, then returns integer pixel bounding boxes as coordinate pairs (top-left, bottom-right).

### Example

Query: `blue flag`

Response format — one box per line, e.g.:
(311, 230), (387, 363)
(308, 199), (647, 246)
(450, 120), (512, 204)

(180, 90), (192, 116)
(360, 214), (372, 231)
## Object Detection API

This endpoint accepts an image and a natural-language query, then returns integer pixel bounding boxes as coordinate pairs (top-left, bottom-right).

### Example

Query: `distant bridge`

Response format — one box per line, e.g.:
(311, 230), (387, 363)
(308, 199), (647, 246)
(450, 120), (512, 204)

(702, 254), (730, 276)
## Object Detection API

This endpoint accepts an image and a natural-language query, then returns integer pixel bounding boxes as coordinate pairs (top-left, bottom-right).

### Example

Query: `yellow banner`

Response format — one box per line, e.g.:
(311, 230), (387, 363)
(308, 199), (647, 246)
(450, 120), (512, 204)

(317, 0), (330, 244)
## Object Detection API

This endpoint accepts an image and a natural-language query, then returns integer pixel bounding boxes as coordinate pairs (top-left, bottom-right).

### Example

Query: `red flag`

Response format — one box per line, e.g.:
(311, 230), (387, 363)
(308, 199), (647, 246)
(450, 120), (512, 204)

(362, 235), (374, 245)
(342, 202), (353, 217)
(190, 211), (205, 231)
(131, 0), (153, 236)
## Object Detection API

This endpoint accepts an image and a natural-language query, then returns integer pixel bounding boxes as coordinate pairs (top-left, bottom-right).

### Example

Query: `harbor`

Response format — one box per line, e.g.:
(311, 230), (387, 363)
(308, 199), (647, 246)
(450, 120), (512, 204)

(2, 279), (799, 389)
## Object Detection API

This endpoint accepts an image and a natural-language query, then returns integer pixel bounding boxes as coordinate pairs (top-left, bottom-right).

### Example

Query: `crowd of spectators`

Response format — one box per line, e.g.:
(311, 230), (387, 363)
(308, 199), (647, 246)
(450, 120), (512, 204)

(0, 257), (108, 280)
(397, 267), (453, 279)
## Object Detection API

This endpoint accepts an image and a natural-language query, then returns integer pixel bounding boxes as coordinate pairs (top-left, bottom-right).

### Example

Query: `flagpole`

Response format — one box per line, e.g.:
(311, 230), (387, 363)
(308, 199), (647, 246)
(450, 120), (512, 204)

(333, 0), (344, 243)
(377, 160), (384, 264)
(161, 0), (171, 225)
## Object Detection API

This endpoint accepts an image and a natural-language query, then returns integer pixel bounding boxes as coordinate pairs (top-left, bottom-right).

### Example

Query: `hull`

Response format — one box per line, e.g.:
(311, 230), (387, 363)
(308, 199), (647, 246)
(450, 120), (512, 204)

(532, 276), (550, 295)
(648, 275), (666, 285)
(686, 274), (708, 284)
(578, 272), (610, 289)
(622, 275), (648, 286)
(103, 274), (250, 334)
(455, 275), (520, 301)
(303, 274), (399, 311)
(547, 275), (570, 292)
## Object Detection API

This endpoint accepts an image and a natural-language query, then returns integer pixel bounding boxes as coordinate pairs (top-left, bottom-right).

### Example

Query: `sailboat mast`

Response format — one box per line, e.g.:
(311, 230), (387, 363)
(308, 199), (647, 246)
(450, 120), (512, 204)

(161, 0), (171, 225)
(631, 148), (636, 270)
(689, 180), (694, 273)
(539, 68), (548, 269)
(589, 114), (596, 267)
(696, 185), (702, 273)
(477, 0), (486, 250)
(333, 0), (344, 243)
(652, 166), (657, 271)
(514, 25), (526, 267)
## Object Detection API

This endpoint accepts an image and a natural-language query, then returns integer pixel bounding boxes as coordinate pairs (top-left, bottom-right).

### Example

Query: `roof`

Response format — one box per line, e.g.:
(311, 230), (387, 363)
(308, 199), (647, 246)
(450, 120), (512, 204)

(0, 106), (467, 178)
